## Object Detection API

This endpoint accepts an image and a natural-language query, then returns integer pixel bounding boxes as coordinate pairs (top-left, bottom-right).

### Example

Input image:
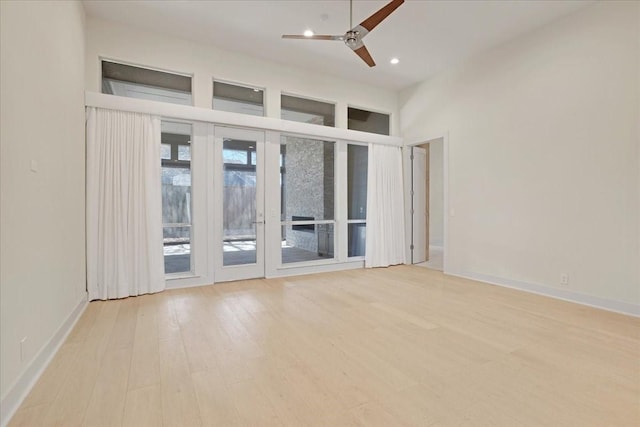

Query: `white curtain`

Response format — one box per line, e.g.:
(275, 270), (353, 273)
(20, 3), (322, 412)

(86, 107), (165, 300)
(365, 143), (406, 268)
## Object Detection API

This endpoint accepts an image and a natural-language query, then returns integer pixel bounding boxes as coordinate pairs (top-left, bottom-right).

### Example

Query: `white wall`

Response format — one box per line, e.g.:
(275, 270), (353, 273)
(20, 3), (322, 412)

(0, 0), (87, 410)
(400, 1), (639, 310)
(85, 17), (399, 136)
(428, 138), (444, 247)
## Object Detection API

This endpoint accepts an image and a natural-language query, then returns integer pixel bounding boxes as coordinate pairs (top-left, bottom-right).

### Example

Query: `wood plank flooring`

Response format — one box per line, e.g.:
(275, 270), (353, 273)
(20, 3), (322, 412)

(9, 266), (640, 426)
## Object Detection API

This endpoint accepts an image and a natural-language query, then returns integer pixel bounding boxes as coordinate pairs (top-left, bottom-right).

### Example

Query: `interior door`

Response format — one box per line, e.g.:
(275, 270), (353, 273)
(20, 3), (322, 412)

(214, 126), (265, 281)
(412, 146), (427, 264)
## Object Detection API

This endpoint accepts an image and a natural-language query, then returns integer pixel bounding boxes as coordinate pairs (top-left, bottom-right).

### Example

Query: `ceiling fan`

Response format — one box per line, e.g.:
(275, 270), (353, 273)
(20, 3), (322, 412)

(282, 0), (404, 67)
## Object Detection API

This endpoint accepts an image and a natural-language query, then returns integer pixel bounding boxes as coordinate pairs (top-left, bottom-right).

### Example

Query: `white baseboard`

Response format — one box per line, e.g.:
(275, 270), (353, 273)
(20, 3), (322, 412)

(0, 294), (88, 427)
(446, 269), (639, 317)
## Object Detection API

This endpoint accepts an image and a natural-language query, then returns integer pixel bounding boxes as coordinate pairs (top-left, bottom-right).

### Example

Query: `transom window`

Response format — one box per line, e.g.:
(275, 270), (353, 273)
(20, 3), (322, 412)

(213, 80), (265, 116)
(102, 60), (192, 105)
(348, 106), (390, 136)
(281, 94), (335, 127)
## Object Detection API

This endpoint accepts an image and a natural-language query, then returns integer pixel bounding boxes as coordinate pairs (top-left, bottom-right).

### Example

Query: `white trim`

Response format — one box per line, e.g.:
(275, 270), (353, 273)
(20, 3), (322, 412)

(1, 295), (88, 427)
(447, 270), (640, 317)
(85, 92), (403, 146)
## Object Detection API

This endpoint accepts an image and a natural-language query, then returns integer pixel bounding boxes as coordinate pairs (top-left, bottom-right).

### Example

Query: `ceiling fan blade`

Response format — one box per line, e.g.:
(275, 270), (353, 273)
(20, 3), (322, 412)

(282, 35), (344, 41)
(353, 44), (376, 67)
(358, 0), (404, 32)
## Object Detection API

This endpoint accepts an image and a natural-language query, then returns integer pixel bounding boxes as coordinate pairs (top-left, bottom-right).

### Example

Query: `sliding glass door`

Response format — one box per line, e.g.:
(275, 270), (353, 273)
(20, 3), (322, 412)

(214, 127), (265, 281)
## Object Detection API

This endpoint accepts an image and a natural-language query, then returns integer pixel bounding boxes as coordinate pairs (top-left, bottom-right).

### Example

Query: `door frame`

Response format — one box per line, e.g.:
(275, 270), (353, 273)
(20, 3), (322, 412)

(404, 133), (449, 272)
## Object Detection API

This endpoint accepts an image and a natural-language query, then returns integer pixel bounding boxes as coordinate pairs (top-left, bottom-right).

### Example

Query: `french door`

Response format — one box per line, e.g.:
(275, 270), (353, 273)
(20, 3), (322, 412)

(163, 123), (347, 287)
(213, 126), (265, 281)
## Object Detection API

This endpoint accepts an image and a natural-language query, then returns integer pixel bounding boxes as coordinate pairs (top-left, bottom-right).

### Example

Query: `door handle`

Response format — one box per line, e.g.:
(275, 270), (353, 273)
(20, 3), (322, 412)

(251, 221), (265, 224)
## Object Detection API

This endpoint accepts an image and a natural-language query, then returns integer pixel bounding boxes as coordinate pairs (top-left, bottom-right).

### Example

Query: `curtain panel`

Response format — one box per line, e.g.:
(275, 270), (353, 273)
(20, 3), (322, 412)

(86, 107), (165, 300)
(365, 144), (406, 268)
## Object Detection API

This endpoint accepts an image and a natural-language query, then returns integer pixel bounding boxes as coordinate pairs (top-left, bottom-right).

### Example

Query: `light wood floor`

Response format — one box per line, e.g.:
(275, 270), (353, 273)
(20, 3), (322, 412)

(9, 266), (640, 426)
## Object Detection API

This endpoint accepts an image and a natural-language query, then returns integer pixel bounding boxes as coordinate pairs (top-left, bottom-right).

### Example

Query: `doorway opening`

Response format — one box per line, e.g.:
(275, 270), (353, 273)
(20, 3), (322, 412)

(410, 137), (445, 271)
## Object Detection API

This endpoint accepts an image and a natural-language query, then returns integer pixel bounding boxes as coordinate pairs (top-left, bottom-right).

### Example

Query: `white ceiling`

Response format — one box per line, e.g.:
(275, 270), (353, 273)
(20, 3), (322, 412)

(83, 0), (594, 91)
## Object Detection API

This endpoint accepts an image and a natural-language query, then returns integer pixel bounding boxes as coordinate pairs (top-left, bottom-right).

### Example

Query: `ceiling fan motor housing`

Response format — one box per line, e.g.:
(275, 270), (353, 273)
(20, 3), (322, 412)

(345, 25), (368, 50)
(345, 30), (359, 47)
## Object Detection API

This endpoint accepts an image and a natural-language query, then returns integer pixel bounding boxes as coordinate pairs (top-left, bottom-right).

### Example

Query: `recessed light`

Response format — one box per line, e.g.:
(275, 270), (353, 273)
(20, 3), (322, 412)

(390, 57), (400, 65)
(304, 29), (314, 37)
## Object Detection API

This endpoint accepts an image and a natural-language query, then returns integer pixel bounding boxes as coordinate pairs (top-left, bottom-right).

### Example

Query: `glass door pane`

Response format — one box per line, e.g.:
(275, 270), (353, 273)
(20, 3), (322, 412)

(223, 139), (257, 266)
